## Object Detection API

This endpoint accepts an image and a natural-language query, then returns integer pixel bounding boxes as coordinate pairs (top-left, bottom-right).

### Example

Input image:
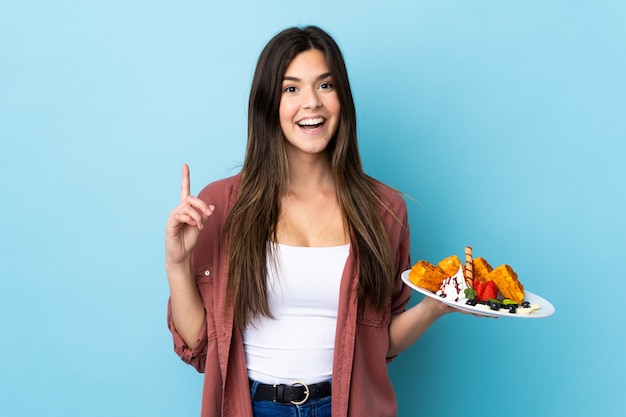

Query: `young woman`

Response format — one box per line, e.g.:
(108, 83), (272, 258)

(165, 26), (452, 417)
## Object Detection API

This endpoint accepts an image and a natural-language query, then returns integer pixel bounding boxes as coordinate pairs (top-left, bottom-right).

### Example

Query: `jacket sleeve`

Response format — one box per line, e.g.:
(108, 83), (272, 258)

(384, 195), (413, 363)
(167, 298), (208, 373)
(391, 198), (412, 317)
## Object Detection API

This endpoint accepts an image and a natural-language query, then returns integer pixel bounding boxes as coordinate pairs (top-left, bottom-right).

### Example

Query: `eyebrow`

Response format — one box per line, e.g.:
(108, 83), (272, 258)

(283, 72), (332, 82)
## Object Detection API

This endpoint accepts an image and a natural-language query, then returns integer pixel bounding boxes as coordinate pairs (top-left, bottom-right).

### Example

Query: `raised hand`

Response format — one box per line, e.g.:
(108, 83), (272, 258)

(165, 164), (214, 270)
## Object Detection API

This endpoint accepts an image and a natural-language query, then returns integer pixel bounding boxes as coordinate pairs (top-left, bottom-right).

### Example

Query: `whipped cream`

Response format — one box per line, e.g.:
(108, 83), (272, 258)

(435, 265), (468, 303)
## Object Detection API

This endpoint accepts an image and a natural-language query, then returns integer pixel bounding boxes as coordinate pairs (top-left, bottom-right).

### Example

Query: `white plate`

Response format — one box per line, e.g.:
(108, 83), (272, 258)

(401, 270), (555, 319)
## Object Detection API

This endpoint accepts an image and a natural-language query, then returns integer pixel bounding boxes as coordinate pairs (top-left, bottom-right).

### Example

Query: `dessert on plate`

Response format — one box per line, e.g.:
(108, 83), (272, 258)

(407, 246), (538, 314)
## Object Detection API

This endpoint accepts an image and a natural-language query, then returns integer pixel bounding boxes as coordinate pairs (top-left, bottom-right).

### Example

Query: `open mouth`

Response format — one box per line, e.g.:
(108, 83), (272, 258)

(297, 117), (326, 130)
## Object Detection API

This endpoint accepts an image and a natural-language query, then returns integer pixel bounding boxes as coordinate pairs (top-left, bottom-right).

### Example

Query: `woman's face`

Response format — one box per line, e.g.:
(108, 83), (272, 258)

(279, 49), (341, 158)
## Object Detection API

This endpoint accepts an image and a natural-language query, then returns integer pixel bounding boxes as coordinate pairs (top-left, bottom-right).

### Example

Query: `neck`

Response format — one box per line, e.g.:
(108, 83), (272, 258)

(286, 152), (334, 194)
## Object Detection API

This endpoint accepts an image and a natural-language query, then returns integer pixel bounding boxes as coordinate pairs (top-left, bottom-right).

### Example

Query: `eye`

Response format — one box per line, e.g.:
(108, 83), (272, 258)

(283, 86), (298, 93)
(319, 82), (334, 90)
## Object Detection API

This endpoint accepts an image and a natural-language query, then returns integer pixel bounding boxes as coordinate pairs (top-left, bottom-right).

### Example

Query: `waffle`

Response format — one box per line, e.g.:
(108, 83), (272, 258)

(489, 264), (524, 304)
(473, 257), (493, 284)
(408, 260), (447, 293)
(437, 255), (462, 278)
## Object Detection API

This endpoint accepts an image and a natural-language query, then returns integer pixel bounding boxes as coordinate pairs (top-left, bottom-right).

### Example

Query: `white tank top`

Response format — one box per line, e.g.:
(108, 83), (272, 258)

(242, 243), (350, 384)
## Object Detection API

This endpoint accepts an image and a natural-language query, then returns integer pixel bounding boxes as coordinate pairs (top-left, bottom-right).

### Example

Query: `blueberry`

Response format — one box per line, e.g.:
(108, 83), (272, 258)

(508, 305), (517, 314)
(466, 299), (477, 306)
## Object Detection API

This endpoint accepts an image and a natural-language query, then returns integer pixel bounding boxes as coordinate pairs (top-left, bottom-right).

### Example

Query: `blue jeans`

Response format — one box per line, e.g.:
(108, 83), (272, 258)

(250, 380), (332, 417)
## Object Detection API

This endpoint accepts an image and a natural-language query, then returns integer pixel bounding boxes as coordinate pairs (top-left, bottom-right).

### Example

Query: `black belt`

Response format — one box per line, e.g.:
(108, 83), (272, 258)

(250, 380), (331, 405)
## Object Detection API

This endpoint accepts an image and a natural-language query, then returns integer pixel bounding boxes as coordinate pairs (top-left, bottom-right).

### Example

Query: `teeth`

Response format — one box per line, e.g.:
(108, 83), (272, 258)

(298, 117), (324, 126)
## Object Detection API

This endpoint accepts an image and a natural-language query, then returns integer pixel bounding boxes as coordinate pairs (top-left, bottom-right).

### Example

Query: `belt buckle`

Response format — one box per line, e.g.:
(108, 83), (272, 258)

(289, 381), (310, 405)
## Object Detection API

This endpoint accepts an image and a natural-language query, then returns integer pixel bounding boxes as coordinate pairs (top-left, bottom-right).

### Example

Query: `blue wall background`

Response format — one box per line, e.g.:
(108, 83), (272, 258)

(2, 1), (624, 416)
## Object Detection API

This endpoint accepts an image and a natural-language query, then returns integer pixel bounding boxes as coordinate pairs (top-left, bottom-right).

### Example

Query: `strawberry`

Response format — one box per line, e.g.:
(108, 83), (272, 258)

(473, 280), (485, 301)
(479, 281), (498, 301)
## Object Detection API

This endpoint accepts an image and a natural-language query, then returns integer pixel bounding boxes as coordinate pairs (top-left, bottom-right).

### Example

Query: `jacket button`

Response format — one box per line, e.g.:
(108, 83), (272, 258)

(204, 270), (211, 277)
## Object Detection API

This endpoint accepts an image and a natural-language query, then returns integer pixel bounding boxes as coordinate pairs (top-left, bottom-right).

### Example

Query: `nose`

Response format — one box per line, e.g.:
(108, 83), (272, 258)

(301, 87), (321, 109)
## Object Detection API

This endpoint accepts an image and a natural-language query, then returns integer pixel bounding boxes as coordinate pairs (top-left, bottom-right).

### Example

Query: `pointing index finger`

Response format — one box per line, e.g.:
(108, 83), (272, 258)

(180, 163), (191, 202)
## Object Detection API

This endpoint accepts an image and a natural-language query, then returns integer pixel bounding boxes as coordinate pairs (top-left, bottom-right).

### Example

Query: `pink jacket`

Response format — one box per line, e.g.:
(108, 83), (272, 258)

(168, 173), (412, 416)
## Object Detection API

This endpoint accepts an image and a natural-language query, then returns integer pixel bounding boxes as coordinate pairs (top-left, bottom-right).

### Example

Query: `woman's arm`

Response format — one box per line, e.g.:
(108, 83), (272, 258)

(387, 296), (454, 357)
(165, 164), (214, 348)
(166, 264), (206, 349)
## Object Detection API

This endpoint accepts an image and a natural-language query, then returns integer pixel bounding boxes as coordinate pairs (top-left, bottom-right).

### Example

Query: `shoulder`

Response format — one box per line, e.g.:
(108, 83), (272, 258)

(370, 178), (407, 216)
(197, 173), (242, 206)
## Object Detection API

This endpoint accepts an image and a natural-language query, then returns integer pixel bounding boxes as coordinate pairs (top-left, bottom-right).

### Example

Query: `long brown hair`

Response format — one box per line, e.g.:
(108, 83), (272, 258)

(223, 26), (395, 329)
